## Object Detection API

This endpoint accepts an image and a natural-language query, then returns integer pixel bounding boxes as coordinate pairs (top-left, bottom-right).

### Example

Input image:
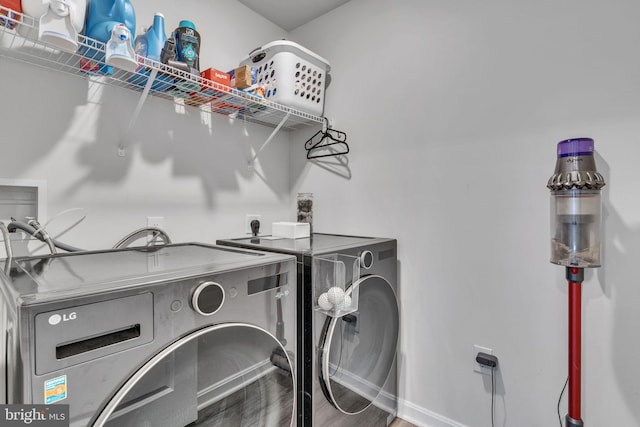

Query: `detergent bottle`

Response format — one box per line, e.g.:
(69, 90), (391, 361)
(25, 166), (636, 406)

(0, 0), (22, 30)
(81, 0), (135, 74)
(174, 20), (200, 72)
(134, 12), (166, 62)
(128, 12), (173, 91)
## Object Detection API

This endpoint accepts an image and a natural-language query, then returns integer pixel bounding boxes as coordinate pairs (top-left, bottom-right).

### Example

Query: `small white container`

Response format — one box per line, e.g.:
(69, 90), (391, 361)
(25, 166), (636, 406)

(272, 221), (310, 239)
(240, 40), (330, 116)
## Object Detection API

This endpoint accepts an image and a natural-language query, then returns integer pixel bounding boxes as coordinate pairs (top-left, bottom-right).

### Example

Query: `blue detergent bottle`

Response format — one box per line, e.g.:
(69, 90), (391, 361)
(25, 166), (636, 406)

(128, 12), (173, 91)
(81, 0), (136, 75)
(135, 12), (166, 62)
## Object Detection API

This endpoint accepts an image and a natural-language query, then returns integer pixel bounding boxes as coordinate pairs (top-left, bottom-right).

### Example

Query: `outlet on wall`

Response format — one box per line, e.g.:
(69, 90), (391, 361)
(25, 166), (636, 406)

(147, 216), (164, 229)
(245, 214), (261, 235)
(473, 344), (494, 375)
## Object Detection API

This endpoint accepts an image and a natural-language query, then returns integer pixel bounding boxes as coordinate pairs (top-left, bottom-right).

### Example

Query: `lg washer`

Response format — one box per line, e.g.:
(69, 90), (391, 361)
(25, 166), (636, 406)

(0, 243), (297, 426)
(218, 233), (399, 427)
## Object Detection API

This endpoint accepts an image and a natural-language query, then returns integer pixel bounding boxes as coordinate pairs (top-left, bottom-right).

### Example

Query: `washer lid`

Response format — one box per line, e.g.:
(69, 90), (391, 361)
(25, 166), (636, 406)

(3, 243), (294, 304)
(218, 233), (393, 256)
(318, 275), (399, 415)
(92, 323), (296, 427)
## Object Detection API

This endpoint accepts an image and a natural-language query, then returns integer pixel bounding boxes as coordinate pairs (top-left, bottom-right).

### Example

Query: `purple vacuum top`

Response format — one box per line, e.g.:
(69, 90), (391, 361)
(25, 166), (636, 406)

(557, 137), (594, 158)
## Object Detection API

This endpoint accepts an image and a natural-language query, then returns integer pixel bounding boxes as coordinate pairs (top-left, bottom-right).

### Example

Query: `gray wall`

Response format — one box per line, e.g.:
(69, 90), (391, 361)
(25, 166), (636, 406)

(290, 0), (640, 425)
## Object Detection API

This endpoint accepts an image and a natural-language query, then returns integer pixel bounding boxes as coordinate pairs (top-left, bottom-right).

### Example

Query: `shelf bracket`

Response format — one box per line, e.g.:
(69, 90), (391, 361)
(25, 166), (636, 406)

(248, 112), (291, 168)
(118, 67), (159, 156)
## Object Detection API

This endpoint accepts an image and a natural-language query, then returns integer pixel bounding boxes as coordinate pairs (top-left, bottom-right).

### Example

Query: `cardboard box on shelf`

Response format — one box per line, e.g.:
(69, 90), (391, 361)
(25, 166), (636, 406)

(201, 67), (231, 86)
(229, 65), (256, 89)
(190, 67), (231, 106)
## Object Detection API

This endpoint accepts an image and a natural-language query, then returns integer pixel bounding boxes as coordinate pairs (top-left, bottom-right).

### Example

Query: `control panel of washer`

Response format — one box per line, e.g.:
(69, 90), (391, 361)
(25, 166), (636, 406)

(192, 281), (225, 316)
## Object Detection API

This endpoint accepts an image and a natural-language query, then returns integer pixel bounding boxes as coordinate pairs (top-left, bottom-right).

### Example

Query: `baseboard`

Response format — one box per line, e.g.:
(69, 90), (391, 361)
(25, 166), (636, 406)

(397, 399), (468, 427)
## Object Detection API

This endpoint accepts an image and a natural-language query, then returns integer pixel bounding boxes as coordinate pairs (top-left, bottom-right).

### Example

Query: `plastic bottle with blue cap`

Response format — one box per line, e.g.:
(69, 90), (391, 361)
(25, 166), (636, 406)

(174, 19), (200, 72)
(134, 12), (166, 62)
(128, 12), (173, 91)
(170, 19), (201, 94)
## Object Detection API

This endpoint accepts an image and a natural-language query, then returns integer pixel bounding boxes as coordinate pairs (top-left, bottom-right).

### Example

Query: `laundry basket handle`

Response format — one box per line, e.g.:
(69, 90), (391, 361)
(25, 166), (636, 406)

(248, 45), (266, 63)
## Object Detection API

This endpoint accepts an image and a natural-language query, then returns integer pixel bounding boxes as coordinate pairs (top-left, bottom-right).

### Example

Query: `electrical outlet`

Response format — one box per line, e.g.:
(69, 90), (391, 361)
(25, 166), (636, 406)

(245, 214), (261, 235)
(473, 344), (494, 375)
(147, 216), (164, 229)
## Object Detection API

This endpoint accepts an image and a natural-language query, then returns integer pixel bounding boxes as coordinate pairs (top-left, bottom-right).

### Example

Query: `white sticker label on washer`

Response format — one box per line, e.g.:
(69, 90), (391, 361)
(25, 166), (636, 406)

(44, 375), (67, 404)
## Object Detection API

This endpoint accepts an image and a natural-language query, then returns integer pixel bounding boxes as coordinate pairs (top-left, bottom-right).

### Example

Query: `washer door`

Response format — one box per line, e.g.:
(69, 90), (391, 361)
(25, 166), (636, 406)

(92, 323), (295, 427)
(318, 275), (399, 415)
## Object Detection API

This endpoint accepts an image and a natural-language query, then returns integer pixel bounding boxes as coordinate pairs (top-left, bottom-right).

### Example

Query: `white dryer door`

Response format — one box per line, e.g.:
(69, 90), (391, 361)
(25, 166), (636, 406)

(92, 323), (295, 427)
(318, 275), (399, 415)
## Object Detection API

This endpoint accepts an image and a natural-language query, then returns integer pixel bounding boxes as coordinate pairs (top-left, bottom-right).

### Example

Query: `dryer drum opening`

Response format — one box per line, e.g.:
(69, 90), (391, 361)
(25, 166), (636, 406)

(319, 275), (399, 415)
(93, 323), (296, 427)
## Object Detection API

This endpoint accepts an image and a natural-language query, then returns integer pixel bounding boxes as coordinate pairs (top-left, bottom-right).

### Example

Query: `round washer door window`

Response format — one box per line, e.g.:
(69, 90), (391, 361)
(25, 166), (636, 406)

(92, 323), (295, 427)
(318, 275), (399, 415)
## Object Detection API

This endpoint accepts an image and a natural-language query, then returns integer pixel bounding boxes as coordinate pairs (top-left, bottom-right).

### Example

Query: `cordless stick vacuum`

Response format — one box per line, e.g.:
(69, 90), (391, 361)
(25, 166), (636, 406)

(547, 138), (605, 427)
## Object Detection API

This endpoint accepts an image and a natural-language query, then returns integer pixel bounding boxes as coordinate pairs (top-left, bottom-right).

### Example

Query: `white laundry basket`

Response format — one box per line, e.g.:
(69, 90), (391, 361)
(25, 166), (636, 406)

(241, 40), (331, 116)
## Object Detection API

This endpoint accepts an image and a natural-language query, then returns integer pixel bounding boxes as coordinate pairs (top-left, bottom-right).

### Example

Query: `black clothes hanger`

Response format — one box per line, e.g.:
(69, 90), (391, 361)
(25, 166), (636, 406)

(305, 118), (349, 159)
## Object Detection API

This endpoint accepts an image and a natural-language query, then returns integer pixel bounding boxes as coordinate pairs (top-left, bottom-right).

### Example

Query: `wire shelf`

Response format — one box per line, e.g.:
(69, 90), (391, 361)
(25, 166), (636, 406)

(0, 7), (323, 129)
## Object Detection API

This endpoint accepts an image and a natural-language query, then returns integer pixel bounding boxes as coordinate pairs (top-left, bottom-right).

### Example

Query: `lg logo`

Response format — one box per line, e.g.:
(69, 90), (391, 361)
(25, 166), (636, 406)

(48, 312), (77, 325)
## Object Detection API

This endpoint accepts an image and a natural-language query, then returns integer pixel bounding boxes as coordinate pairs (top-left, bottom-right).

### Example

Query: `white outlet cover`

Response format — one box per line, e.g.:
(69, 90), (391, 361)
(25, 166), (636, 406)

(473, 344), (493, 375)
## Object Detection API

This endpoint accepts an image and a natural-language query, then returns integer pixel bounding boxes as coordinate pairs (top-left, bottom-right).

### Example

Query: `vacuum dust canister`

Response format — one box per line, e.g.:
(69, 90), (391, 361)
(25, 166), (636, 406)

(547, 138), (606, 268)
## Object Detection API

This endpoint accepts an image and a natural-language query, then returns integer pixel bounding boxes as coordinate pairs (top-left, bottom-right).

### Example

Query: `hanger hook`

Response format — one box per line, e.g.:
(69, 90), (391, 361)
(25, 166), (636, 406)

(322, 117), (330, 133)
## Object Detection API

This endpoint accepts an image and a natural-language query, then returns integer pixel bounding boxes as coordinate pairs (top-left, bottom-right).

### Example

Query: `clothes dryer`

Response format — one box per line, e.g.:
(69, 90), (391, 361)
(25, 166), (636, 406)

(0, 243), (297, 426)
(218, 233), (399, 427)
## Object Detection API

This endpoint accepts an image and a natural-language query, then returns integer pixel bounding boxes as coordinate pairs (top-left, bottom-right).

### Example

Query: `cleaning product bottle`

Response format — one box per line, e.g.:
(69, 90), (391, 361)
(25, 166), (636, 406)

(20, 0), (87, 47)
(0, 0), (22, 30)
(134, 12), (166, 62)
(174, 20), (200, 72)
(38, 0), (88, 53)
(81, 0), (135, 74)
(129, 12), (172, 91)
(105, 23), (136, 71)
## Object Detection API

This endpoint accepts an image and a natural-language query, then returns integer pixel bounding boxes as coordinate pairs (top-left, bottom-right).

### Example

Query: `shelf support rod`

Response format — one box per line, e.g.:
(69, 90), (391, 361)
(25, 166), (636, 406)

(248, 112), (291, 167)
(118, 67), (159, 156)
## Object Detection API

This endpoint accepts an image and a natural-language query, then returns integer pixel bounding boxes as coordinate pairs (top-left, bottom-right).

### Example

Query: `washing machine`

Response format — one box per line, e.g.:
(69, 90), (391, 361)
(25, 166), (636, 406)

(0, 243), (297, 426)
(217, 233), (399, 427)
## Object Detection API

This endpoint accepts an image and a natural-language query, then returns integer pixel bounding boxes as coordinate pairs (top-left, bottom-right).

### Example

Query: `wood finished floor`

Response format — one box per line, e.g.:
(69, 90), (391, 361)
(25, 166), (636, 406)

(180, 363), (417, 427)
(389, 418), (417, 427)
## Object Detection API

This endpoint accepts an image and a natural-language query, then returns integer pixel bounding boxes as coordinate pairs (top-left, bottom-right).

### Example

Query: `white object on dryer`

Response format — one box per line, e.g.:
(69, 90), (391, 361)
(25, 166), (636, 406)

(272, 221), (310, 239)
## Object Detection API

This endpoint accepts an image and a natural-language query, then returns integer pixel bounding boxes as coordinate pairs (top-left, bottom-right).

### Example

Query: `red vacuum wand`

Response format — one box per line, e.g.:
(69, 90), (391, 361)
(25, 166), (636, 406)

(567, 267), (584, 425)
(547, 138), (605, 427)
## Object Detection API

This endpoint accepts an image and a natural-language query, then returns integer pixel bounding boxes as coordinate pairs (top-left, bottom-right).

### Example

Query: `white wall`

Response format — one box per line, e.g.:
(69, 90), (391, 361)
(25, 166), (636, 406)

(290, 0), (640, 426)
(4, 1), (640, 425)
(0, 0), (290, 253)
